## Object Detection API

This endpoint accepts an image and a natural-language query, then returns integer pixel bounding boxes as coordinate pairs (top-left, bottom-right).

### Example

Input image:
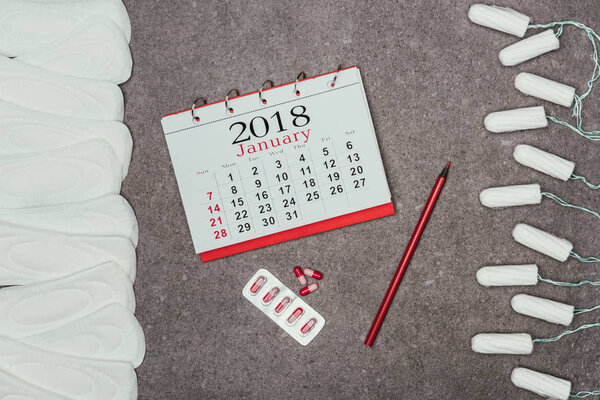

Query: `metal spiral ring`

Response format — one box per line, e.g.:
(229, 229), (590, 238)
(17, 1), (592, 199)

(191, 97), (207, 123)
(225, 89), (240, 114)
(294, 72), (306, 96)
(259, 80), (274, 105)
(330, 65), (342, 88)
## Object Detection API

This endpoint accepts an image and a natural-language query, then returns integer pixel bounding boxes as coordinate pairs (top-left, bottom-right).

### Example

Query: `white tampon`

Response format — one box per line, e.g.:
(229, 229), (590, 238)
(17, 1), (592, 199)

(479, 184), (541, 208)
(511, 294), (574, 326)
(499, 29), (560, 66)
(471, 333), (533, 354)
(467, 4), (530, 38)
(476, 264), (538, 286)
(512, 367), (571, 400)
(512, 223), (573, 262)
(484, 106), (548, 133)
(513, 144), (575, 181)
(514, 73), (576, 107)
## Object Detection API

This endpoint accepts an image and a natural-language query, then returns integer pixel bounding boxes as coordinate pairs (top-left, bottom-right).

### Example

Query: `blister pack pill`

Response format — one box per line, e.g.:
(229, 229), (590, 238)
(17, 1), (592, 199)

(242, 269), (325, 346)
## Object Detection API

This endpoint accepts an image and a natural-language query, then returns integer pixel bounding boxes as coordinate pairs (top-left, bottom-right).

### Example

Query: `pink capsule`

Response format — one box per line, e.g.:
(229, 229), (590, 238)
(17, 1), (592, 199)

(249, 276), (266, 294)
(299, 283), (318, 296)
(262, 287), (279, 304)
(303, 268), (323, 280)
(294, 266), (307, 285)
(274, 296), (291, 315)
(300, 318), (317, 335)
(287, 307), (304, 324)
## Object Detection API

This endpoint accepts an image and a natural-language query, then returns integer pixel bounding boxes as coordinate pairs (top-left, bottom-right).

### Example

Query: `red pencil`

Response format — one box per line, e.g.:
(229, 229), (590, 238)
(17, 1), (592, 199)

(364, 162), (450, 347)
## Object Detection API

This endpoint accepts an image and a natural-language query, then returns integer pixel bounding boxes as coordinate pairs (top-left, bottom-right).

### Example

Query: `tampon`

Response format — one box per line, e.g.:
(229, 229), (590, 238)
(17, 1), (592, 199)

(512, 223), (573, 262)
(513, 144), (575, 181)
(479, 184), (541, 208)
(484, 106), (548, 133)
(511, 294), (574, 326)
(471, 333), (533, 354)
(499, 29), (560, 66)
(467, 4), (530, 37)
(514, 73), (576, 107)
(476, 264), (538, 286)
(511, 367), (571, 400)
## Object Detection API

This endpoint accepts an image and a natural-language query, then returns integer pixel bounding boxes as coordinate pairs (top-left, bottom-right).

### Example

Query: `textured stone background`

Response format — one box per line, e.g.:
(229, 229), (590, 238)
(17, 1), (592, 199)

(122, 1), (600, 398)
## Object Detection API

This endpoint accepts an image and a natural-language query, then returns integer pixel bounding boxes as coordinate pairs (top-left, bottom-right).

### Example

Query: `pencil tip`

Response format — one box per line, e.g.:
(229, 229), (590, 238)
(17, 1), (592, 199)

(446, 161), (451, 169)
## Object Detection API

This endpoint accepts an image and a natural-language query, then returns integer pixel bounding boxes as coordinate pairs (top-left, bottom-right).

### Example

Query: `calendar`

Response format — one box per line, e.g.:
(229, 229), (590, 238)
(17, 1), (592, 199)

(161, 66), (393, 261)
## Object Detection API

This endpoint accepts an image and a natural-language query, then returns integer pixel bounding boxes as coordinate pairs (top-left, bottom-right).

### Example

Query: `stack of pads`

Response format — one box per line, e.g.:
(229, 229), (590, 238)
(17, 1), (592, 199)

(468, 4), (600, 400)
(0, 1), (144, 399)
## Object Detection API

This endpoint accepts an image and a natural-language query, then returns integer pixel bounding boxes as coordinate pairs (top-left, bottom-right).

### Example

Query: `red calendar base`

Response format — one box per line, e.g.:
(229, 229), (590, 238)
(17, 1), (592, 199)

(199, 201), (395, 262)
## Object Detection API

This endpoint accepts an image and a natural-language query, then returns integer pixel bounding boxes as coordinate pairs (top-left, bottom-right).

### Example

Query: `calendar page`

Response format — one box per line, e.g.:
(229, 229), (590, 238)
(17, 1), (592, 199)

(161, 67), (393, 261)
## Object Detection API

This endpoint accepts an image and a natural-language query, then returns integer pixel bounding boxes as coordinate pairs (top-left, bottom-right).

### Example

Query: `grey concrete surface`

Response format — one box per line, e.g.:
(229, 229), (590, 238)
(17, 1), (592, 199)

(122, 1), (600, 398)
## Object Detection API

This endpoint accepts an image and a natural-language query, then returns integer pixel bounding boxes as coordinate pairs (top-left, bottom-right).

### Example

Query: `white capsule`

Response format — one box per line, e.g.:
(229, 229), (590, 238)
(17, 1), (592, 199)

(512, 367), (571, 400)
(513, 144), (575, 181)
(471, 333), (533, 354)
(515, 73), (576, 107)
(467, 4), (530, 37)
(511, 294), (574, 326)
(484, 106), (547, 133)
(476, 264), (538, 287)
(512, 223), (573, 262)
(480, 184), (542, 208)
(499, 29), (560, 66)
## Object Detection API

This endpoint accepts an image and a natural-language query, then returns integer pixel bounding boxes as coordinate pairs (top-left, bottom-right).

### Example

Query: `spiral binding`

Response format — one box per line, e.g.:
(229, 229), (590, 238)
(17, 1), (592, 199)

(189, 66), (344, 121)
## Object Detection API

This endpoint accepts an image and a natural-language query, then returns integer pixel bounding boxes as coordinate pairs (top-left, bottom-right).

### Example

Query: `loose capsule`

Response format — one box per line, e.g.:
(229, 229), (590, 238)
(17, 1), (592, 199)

(274, 296), (291, 315)
(287, 307), (303, 325)
(299, 283), (318, 296)
(261, 287), (279, 305)
(303, 268), (323, 280)
(294, 266), (307, 285)
(300, 318), (317, 335)
(249, 276), (266, 294)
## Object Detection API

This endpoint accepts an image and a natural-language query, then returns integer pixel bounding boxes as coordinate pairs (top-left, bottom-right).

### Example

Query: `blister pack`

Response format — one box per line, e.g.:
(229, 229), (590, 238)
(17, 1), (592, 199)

(242, 269), (325, 346)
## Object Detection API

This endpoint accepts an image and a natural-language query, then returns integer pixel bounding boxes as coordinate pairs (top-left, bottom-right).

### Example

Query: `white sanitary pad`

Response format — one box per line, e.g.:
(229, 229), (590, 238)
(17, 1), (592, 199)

(0, 262), (134, 339)
(0, 335), (137, 400)
(13, 15), (132, 84)
(0, 0), (131, 57)
(0, 225), (136, 285)
(0, 99), (132, 178)
(0, 139), (122, 208)
(0, 57), (124, 121)
(19, 303), (145, 367)
(0, 195), (138, 247)
(0, 370), (71, 400)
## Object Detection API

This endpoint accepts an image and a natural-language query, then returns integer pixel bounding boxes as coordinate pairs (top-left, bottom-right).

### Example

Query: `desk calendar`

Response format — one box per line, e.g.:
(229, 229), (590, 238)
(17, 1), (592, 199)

(161, 67), (394, 261)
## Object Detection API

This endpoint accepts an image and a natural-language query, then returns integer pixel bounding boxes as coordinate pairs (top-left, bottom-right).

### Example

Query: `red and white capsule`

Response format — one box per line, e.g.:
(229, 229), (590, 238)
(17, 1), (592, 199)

(300, 318), (317, 335)
(299, 283), (318, 296)
(303, 268), (323, 280)
(249, 276), (266, 294)
(274, 296), (291, 315)
(287, 307), (304, 325)
(261, 287), (279, 305)
(294, 266), (307, 285)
